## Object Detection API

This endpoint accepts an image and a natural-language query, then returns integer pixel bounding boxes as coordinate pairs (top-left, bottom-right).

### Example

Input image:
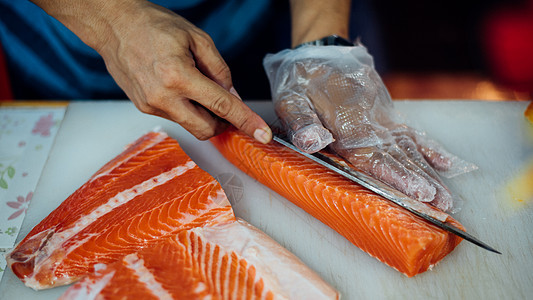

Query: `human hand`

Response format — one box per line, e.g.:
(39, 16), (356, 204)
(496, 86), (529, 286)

(91, 1), (271, 142)
(264, 45), (475, 211)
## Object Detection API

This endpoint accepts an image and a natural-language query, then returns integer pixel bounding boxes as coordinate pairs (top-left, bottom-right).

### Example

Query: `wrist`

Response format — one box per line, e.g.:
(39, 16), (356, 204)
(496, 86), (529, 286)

(289, 0), (351, 47)
(294, 34), (354, 49)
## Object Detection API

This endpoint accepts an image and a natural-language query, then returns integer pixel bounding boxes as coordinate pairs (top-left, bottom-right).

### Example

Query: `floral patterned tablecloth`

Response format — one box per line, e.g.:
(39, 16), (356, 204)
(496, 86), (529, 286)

(0, 106), (66, 279)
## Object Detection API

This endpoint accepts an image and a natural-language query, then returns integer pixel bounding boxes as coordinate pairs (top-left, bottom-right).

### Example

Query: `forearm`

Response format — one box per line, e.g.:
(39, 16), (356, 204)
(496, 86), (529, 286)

(289, 0), (351, 47)
(29, 0), (144, 52)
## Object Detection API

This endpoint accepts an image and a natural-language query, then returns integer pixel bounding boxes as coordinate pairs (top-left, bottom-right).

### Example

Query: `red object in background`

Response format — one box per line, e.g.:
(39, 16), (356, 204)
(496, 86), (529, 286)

(484, 1), (533, 94)
(0, 42), (13, 101)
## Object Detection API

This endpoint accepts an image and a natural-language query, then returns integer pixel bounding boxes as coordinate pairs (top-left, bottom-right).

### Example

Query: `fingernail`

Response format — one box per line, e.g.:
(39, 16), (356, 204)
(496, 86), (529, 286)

(253, 127), (272, 144)
(230, 87), (242, 100)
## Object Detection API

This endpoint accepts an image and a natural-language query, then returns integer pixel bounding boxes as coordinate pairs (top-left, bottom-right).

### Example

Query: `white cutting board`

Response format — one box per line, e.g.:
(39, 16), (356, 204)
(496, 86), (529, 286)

(1, 100), (532, 299)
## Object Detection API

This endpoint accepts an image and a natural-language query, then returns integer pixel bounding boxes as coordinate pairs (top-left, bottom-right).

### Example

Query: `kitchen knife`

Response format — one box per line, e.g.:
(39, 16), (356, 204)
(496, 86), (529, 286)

(272, 134), (501, 254)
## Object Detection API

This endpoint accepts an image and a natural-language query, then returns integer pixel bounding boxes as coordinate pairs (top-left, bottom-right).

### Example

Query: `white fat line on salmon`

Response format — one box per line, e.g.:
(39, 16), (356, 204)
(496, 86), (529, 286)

(184, 232), (218, 295)
(59, 270), (115, 300)
(190, 228), (276, 300)
(90, 131), (168, 182)
(59, 160), (197, 240)
(159, 180), (232, 228)
(24, 161), (197, 285)
(123, 254), (173, 300)
(191, 232), (236, 297)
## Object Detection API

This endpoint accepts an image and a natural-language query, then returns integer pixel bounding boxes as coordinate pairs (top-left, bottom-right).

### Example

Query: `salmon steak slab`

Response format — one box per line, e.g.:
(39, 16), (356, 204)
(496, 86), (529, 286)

(6, 131), (339, 299)
(61, 219), (338, 299)
(211, 127), (464, 277)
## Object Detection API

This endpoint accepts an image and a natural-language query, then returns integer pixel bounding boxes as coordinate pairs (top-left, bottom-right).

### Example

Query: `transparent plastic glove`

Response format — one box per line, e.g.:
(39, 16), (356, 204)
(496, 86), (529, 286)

(263, 45), (477, 212)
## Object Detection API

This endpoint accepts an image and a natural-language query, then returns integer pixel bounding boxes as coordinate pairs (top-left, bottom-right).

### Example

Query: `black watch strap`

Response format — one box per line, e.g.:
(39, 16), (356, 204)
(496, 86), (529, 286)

(294, 35), (354, 49)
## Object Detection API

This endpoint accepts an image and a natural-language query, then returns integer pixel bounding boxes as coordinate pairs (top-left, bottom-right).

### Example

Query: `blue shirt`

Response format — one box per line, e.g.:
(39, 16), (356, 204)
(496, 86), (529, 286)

(0, 0), (270, 99)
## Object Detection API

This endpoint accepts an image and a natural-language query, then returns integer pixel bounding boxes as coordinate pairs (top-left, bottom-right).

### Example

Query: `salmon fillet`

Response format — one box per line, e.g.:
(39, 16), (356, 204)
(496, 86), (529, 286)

(61, 219), (338, 299)
(7, 131), (235, 289)
(211, 127), (464, 277)
(6, 131), (339, 299)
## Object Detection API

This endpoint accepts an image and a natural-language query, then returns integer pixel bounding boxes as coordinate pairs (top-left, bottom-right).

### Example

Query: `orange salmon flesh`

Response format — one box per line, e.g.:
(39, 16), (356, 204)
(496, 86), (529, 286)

(211, 127), (464, 277)
(6, 131), (339, 299)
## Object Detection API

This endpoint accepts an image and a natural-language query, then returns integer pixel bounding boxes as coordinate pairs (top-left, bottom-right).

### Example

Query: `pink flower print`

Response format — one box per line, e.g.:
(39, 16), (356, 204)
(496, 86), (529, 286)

(22, 172), (28, 177)
(18, 141), (26, 147)
(7, 191), (33, 220)
(32, 113), (54, 137)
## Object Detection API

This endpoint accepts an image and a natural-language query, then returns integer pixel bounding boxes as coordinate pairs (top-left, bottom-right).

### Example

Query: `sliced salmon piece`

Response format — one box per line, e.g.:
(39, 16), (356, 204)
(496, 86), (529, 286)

(61, 219), (339, 299)
(211, 127), (464, 277)
(7, 131), (235, 289)
(7, 131), (339, 298)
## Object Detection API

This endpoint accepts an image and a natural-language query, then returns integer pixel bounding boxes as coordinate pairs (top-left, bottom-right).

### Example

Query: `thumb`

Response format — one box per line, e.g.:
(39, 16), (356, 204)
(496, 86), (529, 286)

(274, 93), (333, 153)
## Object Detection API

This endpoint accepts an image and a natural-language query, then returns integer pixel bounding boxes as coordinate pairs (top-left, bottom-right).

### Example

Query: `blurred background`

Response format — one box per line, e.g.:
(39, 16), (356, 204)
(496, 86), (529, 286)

(228, 0), (533, 101)
(373, 0), (533, 100)
(1, 0), (532, 101)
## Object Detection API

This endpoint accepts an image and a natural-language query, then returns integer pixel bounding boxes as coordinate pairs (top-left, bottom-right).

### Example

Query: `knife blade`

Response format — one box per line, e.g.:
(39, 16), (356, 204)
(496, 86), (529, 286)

(272, 134), (501, 254)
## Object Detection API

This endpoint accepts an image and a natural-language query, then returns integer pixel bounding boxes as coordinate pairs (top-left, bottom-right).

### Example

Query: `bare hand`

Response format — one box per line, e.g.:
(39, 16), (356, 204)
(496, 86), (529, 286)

(94, 2), (271, 142)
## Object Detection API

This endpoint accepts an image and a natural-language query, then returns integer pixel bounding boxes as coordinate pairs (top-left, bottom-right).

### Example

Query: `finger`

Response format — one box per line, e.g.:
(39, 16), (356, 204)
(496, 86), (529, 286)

(391, 128), (442, 181)
(393, 126), (453, 172)
(403, 126), (477, 179)
(275, 94), (333, 153)
(148, 96), (228, 140)
(125, 68), (225, 141)
(416, 139), (453, 172)
(387, 126), (455, 211)
(385, 143), (454, 211)
(338, 146), (437, 202)
(180, 69), (272, 144)
(187, 33), (248, 136)
(189, 30), (234, 92)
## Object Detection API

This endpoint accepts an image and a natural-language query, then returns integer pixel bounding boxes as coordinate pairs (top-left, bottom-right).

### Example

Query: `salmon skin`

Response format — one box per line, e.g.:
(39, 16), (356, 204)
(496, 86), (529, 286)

(211, 127), (464, 277)
(6, 131), (339, 299)
(61, 219), (338, 300)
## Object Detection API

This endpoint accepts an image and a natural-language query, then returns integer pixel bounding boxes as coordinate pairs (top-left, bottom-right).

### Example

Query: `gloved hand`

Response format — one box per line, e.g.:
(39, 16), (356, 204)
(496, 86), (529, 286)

(263, 44), (476, 212)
